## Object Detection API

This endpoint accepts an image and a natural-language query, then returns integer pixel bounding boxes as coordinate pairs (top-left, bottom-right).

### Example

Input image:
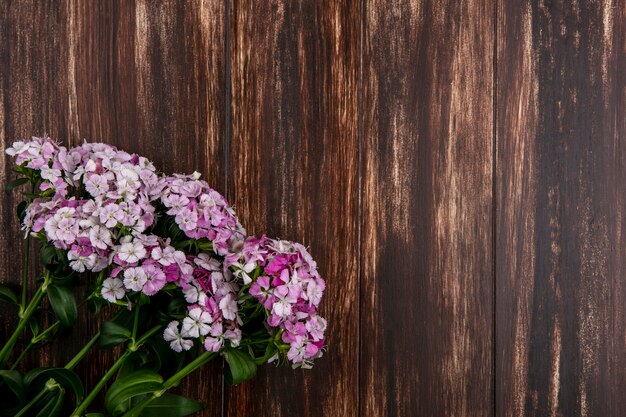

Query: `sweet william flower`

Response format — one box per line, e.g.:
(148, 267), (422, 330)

(232, 261), (256, 285)
(100, 204), (123, 228)
(141, 264), (166, 296)
(286, 336), (308, 364)
(123, 267), (147, 292)
(89, 225), (112, 250)
(218, 293), (238, 321)
(163, 321), (193, 353)
(181, 307), (213, 338)
(68, 249), (97, 272)
(305, 278), (325, 307)
(117, 238), (147, 264)
(203, 321), (225, 352)
(305, 315), (327, 342)
(84, 173), (109, 197)
(183, 283), (203, 304)
(101, 277), (125, 303)
(5, 140), (29, 156)
(271, 285), (296, 319)
(249, 276), (274, 309)
(175, 208), (198, 232)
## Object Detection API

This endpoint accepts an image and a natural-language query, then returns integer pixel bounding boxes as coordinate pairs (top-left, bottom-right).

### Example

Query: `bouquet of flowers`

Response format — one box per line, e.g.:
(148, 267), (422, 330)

(0, 137), (327, 416)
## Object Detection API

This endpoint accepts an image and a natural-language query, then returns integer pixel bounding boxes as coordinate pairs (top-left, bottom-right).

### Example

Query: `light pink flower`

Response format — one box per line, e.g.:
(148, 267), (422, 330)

(123, 267), (147, 292)
(101, 277), (125, 303)
(141, 264), (166, 296)
(117, 238), (147, 264)
(181, 307), (213, 338)
(163, 321), (193, 352)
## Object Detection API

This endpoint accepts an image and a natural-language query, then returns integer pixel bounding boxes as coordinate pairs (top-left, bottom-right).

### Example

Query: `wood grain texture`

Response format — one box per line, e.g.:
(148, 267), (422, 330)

(0, 0), (72, 372)
(1, 1), (226, 415)
(226, 0), (360, 416)
(3, 0), (626, 416)
(496, 0), (626, 416)
(361, 0), (494, 416)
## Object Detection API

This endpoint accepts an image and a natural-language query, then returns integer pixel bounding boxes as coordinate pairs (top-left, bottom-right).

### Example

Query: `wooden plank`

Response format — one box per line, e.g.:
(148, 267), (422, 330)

(496, 0), (626, 416)
(0, 1), (227, 415)
(226, 0), (360, 416)
(361, 0), (494, 416)
(0, 0), (72, 372)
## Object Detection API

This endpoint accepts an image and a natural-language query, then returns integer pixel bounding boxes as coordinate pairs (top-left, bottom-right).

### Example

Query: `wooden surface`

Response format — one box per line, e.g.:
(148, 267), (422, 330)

(496, 1), (626, 416)
(361, 0), (494, 416)
(0, 1), (625, 416)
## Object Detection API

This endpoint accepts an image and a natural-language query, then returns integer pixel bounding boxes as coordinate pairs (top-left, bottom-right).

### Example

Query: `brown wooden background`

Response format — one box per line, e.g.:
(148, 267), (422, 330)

(0, 1), (624, 416)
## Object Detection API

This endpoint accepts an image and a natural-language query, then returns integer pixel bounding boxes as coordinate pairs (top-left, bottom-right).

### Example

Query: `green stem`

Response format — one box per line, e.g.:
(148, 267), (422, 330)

(9, 343), (32, 371)
(0, 279), (47, 368)
(14, 384), (52, 417)
(131, 305), (140, 341)
(13, 332), (101, 417)
(19, 235), (30, 316)
(163, 350), (217, 389)
(122, 351), (218, 417)
(9, 297), (92, 370)
(65, 332), (100, 371)
(70, 349), (133, 417)
(33, 320), (60, 343)
(133, 325), (163, 348)
(71, 324), (162, 417)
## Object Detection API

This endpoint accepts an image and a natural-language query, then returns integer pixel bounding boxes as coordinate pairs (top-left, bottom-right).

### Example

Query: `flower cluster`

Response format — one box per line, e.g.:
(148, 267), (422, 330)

(227, 236), (326, 367)
(6, 137), (326, 368)
(159, 173), (246, 256)
(163, 252), (242, 352)
(8, 139), (162, 277)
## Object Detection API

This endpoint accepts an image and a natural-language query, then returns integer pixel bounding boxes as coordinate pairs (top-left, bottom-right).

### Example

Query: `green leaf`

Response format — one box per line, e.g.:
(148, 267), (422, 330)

(46, 284), (77, 327)
(85, 414), (106, 417)
(99, 321), (132, 349)
(48, 269), (75, 286)
(253, 340), (278, 365)
(29, 317), (41, 337)
(0, 370), (25, 406)
(6, 177), (30, 193)
(146, 338), (181, 375)
(224, 349), (257, 385)
(40, 244), (58, 265)
(138, 393), (205, 417)
(105, 370), (163, 416)
(195, 239), (213, 252)
(0, 283), (19, 305)
(25, 368), (84, 404)
(34, 388), (65, 417)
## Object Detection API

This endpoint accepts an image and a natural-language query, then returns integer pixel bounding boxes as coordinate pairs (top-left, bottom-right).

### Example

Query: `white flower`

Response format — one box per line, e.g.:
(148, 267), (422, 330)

(68, 250), (97, 273)
(194, 253), (221, 271)
(5, 141), (29, 156)
(232, 262), (256, 285)
(270, 239), (295, 253)
(271, 286), (296, 318)
(85, 174), (109, 197)
(272, 299), (292, 318)
(123, 267), (147, 292)
(101, 278), (125, 303)
(183, 284), (203, 304)
(40, 166), (62, 182)
(89, 225), (112, 250)
(163, 321), (193, 352)
(305, 280), (324, 306)
(181, 307), (213, 338)
(218, 293), (238, 321)
(117, 239), (147, 263)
